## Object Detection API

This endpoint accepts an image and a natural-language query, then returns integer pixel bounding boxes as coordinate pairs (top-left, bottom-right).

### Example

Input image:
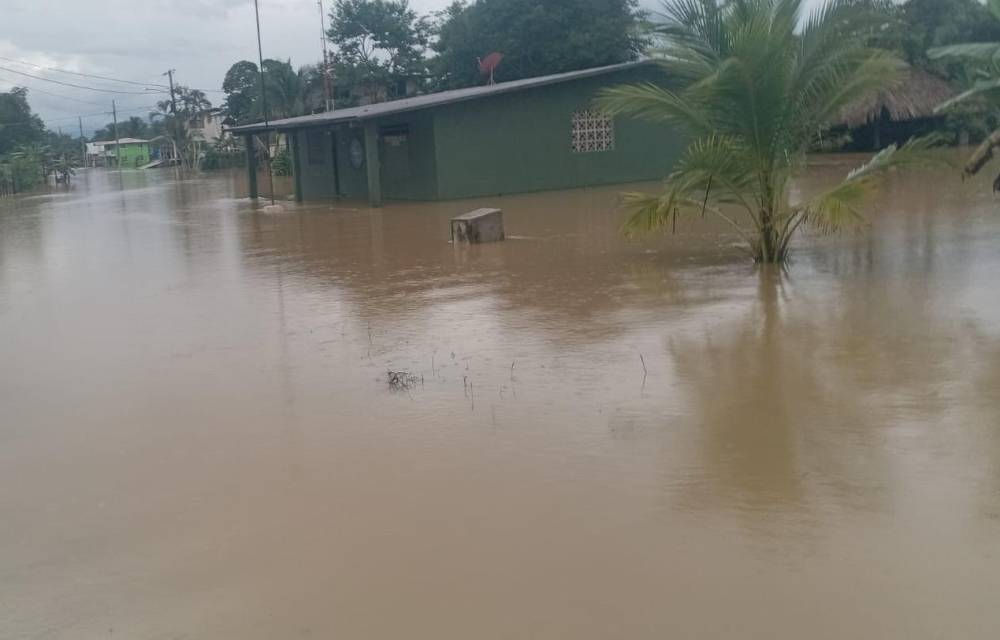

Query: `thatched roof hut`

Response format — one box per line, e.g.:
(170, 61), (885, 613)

(837, 69), (956, 128)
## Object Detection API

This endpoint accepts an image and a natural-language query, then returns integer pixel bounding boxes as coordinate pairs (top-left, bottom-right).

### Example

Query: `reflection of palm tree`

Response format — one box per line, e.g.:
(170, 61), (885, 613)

(667, 270), (810, 515)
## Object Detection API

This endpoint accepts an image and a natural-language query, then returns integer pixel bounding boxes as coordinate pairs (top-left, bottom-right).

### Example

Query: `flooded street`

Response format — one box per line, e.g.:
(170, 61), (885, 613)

(3, 163), (1000, 638)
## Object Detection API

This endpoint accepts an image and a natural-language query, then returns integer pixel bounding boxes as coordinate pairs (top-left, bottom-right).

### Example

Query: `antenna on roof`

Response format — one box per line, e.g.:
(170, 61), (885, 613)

(477, 53), (504, 86)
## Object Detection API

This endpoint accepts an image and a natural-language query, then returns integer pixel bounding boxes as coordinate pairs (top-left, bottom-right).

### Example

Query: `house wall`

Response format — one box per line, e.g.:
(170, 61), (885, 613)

(293, 112), (437, 202)
(430, 67), (684, 200)
(334, 127), (369, 200)
(375, 110), (438, 201)
(294, 128), (339, 200)
(107, 143), (150, 168)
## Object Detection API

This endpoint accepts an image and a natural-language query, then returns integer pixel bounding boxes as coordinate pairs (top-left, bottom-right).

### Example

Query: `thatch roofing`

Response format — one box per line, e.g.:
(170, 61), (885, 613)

(837, 69), (956, 128)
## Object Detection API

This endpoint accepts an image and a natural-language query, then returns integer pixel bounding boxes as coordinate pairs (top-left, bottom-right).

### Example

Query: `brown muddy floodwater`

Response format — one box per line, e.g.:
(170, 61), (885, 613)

(2, 162), (1000, 638)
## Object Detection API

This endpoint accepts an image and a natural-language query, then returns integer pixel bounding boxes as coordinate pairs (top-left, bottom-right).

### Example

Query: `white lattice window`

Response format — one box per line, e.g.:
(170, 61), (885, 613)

(571, 110), (615, 153)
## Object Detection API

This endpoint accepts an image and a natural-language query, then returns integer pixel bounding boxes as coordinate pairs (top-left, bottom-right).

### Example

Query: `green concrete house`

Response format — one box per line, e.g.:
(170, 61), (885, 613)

(102, 138), (151, 169)
(230, 61), (684, 206)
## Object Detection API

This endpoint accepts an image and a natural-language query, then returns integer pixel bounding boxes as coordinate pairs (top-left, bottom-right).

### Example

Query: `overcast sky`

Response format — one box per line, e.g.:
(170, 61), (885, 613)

(0, 0), (824, 134)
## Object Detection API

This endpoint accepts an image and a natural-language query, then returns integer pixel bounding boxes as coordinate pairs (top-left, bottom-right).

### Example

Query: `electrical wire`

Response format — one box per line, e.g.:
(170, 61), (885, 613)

(0, 55), (171, 89)
(0, 73), (109, 107)
(0, 64), (167, 94)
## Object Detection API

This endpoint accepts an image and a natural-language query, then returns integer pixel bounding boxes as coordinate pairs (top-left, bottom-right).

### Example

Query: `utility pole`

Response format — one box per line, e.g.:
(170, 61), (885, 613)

(79, 116), (86, 168)
(163, 69), (180, 166)
(112, 99), (122, 181)
(163, 69), (177, 114)
(319, 0), (333, 112)
(254, 0), (276, 205)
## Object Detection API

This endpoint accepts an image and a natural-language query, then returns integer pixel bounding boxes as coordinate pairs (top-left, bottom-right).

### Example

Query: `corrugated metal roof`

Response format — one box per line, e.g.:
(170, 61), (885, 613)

(227, 60), (652, 134)
(95, 138), (150, 145)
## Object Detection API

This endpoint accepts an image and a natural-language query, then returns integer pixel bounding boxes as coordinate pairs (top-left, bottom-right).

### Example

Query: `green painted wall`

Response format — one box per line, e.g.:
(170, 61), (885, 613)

(288, 66), (683, 202)
(430, 67), (683, 200)
(295, 129), (338, 200)
(334, 127), (369, 200)
(376, 110), (438, 200)
(107, 142), (150, 168)
(294, 115), (437, 202)
(293, 126), (369, 200)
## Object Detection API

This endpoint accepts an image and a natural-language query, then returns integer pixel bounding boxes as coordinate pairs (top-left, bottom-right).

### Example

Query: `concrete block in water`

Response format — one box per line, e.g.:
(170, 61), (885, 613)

(451, 208), (505, 244)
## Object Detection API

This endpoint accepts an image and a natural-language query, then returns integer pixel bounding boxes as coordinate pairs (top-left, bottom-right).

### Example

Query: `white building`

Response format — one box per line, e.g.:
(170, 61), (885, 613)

(188, 108), (226, 143)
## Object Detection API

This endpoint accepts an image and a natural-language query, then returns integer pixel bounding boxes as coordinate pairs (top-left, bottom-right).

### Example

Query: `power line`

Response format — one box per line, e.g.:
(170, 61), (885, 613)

(0, 74), (109, 107)
(0, 55), (171, 89)
(0, 104), (159, 129)
(0, 64), (167, 94)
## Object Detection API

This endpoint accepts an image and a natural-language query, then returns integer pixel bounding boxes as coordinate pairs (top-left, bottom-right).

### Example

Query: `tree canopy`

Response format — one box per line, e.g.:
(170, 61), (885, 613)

(327, 0), (430, 103)
(881, 0), (1000, 69)
(221, 59), (326, 124)
(432, 0), (646, 89)
(0, 88), (46, 156)
(92, 116), (150, 142)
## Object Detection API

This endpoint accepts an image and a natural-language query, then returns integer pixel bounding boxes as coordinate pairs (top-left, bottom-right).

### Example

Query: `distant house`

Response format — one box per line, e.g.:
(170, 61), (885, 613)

(95, 138), (152, 169)
(85, 142), (107, 167)
(188, 108), (226, 144)
(837, 69), (957, 150)
(229, 61), (686, 206)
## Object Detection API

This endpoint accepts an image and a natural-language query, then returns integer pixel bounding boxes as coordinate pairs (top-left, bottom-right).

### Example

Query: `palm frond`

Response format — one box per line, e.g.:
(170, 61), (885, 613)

(935, 78), (1000, 112)
(928, 42), (1000, 65)
(797, 179), (872, 234)
(594, 83), (712, 133)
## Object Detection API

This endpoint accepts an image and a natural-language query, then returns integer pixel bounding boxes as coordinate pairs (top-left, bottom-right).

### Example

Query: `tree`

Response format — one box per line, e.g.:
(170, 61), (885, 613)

(222, 59), (325, 124)
(880, 0), (1000, 69)
(432, 0), (646, 90)
(153, 85), (213, 169)
(927, 0), (1000, 188)
(0, 88), (45, 156)
(327, 0), (430, 103)
(93, 116), (149, 141)
(595, 0), (941, 264)
(223, 60), (261, 125)
(156, 85), (211, 116)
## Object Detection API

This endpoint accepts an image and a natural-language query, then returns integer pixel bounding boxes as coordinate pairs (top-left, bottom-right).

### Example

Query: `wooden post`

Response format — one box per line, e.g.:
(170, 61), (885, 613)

(363, 120), (382, 207)
(245, 134), (258, 199)
(290, 130), (304, 202)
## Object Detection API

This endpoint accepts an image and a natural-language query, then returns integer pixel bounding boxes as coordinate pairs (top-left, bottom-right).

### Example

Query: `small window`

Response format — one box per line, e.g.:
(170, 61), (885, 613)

(306, 130), (327, 165)
(379, 124), (409, 147)
(571, 110), (615, 153)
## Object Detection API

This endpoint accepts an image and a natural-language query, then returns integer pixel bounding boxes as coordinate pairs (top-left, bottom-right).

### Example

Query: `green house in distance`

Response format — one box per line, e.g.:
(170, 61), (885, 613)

(102, 138), (151, 169)
(230, 61), (684, 206)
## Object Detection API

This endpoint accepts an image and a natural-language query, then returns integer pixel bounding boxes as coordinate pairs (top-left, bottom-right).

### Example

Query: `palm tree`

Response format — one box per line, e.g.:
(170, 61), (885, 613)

(596, 0), (939, 263)
(928, 0), (1000, 187)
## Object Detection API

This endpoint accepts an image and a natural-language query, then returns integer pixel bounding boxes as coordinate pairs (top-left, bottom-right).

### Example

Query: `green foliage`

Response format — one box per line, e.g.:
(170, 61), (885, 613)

(327, 0), (430, 104)
(878, 0), (1000, 70)
(200, 137), (245, 171)
(431, 0), (646, 90)
(925, 0), (1000, 182)
(596, 0), (946, 264)
(270, 147), (292, 176)
(92, 116), (150, 142)
(0, 87), (45, 156)
(221, 60), (326, 124)
(0, 143), (48, 195)
(156, 86), (212, 117)
(223, 60), (261, 125)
